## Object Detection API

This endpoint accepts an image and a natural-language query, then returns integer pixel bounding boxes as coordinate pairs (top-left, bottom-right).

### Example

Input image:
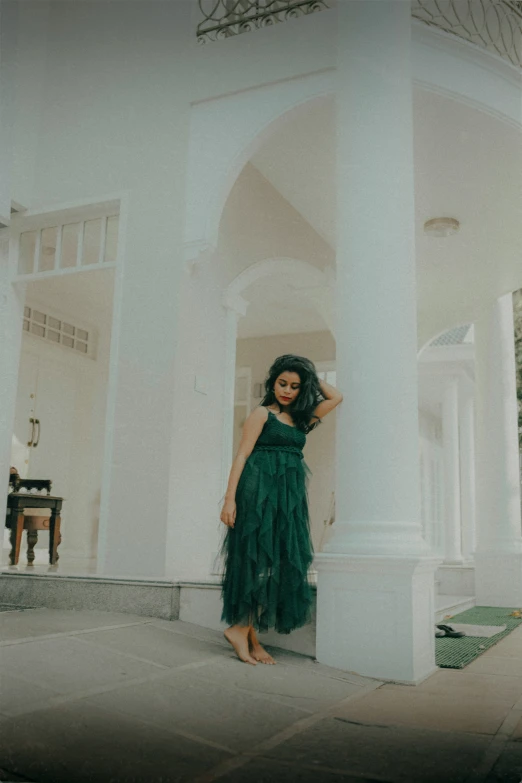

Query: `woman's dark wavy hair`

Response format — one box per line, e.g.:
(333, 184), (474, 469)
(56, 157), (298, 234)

(260, 354), (323, 433)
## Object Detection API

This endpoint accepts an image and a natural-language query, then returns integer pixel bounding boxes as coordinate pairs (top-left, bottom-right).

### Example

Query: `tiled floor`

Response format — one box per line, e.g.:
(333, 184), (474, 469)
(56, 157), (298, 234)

(1, 609), (522, 782)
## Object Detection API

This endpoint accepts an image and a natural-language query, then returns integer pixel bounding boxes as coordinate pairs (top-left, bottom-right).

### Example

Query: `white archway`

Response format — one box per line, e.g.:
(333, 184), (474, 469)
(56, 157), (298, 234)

(220, 256), (334, 492)
(224, 256), (334, 332)
(184, 72), (334, 260)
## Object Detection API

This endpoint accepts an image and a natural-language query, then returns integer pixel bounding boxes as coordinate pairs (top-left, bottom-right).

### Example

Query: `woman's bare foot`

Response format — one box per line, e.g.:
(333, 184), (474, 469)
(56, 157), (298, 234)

(224, 626), (257, 665)
(248, 626), (276, 665)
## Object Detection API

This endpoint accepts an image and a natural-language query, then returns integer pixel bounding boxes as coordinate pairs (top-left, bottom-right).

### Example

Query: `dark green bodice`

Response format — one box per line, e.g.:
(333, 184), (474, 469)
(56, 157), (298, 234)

(252, 408), (306, 455)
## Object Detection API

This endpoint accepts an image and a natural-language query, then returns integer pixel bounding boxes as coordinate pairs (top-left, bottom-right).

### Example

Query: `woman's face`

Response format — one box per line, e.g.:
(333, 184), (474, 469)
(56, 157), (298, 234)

(274, 371), (301, 408)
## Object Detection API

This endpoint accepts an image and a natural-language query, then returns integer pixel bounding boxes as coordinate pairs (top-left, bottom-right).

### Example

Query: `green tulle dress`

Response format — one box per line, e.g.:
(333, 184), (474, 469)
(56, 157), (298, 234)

(221, 408), (314, 635)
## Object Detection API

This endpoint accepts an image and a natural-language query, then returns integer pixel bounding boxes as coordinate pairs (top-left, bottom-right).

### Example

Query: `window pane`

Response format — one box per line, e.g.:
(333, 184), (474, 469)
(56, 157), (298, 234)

(23, 319), (30, 332)
(62, 335), (74, 348)
(24, 306), (31, 318)
(82, 219), (101, 266)
(76, 328), (88, 341)
(104, 215), (118, 263)
(31, 323), (45, 338)
(61, 223), (80, 268)
(18, 231), (37, 275)
(33, 310), (46, 325)
(48, 316), (61, 330)
(39, 226), (58, 272)
(75, 341), (88, 354)
(63, 322), (74, 336)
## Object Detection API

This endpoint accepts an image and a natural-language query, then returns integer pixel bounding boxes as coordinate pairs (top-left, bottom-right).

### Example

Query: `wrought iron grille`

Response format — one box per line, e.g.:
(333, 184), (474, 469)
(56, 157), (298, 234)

(197, 0), (522, 70)
(412, 0), (522, 68)
(197, 0), (331, 44)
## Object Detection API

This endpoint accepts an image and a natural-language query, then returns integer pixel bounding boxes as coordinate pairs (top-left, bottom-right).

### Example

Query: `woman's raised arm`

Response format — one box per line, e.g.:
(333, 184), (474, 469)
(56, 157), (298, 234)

(310, 378), (343, 423)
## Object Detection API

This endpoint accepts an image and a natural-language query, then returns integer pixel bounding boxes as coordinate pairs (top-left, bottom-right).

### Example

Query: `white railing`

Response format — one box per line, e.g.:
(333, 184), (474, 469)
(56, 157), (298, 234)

(412, 0), (522, 69)
(197, 0), (522, 70)
(197, 0), (331, 43)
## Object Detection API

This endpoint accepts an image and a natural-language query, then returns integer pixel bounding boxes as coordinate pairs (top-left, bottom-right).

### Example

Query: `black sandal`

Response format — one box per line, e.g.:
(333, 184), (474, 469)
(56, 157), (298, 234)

(436, 624), (466, 638)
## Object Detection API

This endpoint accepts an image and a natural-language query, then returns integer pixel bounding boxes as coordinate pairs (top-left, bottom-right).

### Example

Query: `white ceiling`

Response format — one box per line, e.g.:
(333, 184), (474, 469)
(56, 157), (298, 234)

(246, 87), (522, 344)
(251, 95), (335, 245)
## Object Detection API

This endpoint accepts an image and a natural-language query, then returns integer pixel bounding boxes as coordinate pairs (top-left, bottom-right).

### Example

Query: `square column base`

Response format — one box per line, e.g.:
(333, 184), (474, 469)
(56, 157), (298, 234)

(475, 552), (522, 607)
(315, 554), (440, 684)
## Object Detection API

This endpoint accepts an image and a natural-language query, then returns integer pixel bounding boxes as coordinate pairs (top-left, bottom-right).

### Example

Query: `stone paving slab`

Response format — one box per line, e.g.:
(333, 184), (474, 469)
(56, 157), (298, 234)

(0, 635), (165, 694)
(384, 669), (522, 702)
(486, 742), (522, 782)
(217, 757), (384, 782)
(0, 672), (59, 714)
(0, 701), (228, 783)
(331, 684), (514, 735)
(468, 654), (522, 677)
(0, 767), (32, 782)
(0, 607), (148, 641)
(266, 717), (491, 783)
(85, 673), (308, 753)
(75, 623), (226, 667)
(176, 652), (369, 712)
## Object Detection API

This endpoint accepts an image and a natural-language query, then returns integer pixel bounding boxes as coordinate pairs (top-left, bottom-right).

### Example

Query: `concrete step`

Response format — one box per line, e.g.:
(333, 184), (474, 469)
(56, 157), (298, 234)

(435, 593), (476, 623)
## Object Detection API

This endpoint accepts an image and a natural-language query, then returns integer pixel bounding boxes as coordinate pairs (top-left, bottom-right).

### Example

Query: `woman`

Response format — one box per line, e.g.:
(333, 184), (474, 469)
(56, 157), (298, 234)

(220, 354), (343, 665)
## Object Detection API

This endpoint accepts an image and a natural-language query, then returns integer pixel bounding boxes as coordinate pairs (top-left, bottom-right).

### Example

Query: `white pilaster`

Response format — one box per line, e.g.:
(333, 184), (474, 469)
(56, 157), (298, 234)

(221, 294), (248, 496)
(459, 393), (476, 561)
(164, 248), (233, 582)
(0, 0), (16, 225)
(315, 1), (437, 683)
(0, 238), (24, 510)
(442, 376), (462, 564)
(97, 190), (186, 578)
(474, 294), (522, 605)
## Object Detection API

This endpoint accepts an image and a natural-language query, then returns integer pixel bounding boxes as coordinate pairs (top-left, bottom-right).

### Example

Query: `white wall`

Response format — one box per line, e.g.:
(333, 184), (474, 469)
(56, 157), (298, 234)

(10, 1), (193, 577)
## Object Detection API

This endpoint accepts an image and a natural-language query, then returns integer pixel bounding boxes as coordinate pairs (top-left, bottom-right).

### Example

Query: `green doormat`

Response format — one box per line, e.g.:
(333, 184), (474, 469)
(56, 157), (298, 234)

(436, 606), (522, 669)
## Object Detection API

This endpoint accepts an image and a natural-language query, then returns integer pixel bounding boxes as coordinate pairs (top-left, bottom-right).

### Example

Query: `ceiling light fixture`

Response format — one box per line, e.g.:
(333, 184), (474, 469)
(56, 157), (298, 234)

(423, 217), (460, 237)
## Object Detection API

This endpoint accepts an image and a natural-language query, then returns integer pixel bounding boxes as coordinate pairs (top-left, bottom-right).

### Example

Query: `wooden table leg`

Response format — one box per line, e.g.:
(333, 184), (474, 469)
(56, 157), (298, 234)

(26, 530), (38, 565)
(49, 509), (61, 565)
(9, 512), (24, 566)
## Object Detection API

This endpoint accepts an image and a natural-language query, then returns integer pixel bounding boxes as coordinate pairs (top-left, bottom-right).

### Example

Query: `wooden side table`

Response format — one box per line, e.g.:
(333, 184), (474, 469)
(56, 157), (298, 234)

(5, 494), (63, 566)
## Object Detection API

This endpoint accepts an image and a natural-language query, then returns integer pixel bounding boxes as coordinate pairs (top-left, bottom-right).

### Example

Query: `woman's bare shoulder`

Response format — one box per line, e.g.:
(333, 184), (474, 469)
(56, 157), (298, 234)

(251, 405), (269, 422)
(241, 406), (269, 438)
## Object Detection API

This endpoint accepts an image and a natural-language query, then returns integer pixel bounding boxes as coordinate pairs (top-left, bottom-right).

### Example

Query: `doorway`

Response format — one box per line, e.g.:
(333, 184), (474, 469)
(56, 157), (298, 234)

(3, 203), (119, 573)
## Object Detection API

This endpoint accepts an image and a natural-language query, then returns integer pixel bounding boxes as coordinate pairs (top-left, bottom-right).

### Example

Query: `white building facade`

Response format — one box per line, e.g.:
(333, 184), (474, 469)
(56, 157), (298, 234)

(1, 0), (522, 683)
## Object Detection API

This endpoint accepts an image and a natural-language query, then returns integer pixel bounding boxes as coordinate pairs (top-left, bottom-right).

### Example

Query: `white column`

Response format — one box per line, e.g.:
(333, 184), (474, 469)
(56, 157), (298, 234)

(0, 238), (24, 509)
(459, 394), (476, 562)
(442, 377), (462, 563)
(474, 294), (522, 605)
(315, 1), (438, 684)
